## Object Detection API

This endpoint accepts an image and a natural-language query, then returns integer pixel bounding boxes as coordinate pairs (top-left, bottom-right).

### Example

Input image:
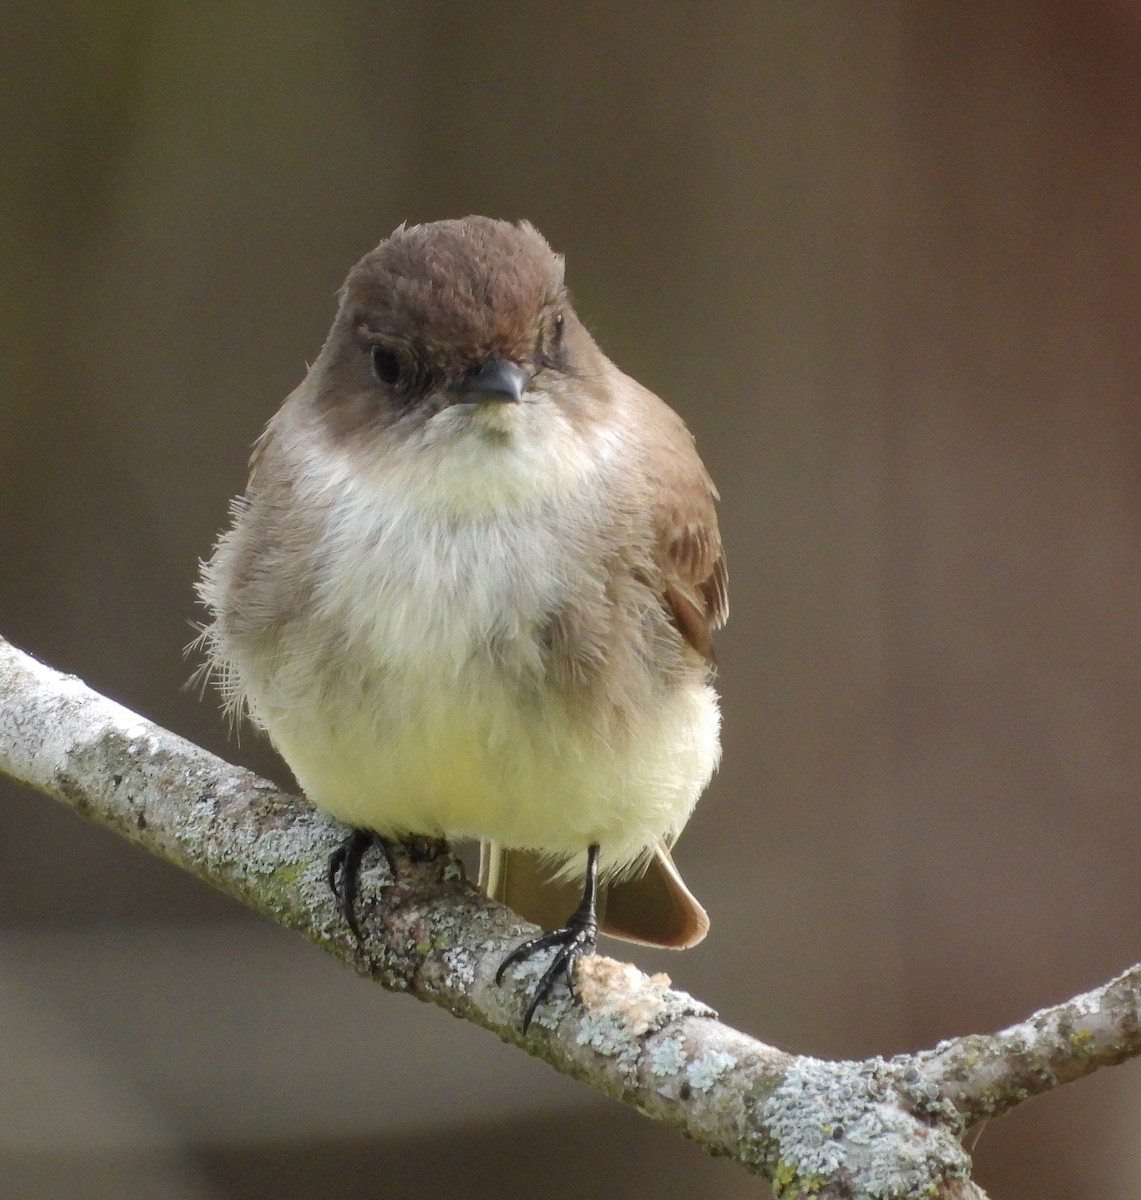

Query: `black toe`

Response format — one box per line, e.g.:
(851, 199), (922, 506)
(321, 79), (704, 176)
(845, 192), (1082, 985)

(327, 829), (395, 939)
(496, 844), (601, 1031)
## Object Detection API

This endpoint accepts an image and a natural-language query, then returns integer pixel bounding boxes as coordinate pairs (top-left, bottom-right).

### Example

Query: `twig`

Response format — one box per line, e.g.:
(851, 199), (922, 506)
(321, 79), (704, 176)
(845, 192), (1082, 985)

(2, 634), (1138, 1197)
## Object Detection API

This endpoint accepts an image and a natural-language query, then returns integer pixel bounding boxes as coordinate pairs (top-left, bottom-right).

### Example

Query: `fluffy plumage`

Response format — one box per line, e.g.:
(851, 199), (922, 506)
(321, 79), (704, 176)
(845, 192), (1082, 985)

(196, 217), (726, 938)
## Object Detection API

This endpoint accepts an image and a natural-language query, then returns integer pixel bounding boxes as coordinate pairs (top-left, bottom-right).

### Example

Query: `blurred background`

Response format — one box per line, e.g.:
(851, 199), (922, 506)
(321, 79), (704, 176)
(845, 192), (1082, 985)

(2, 2), (1140, 1197)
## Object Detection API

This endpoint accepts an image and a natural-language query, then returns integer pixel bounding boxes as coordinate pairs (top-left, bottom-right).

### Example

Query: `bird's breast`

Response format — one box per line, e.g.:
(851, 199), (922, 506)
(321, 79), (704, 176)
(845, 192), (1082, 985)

(295, 413), (613, 678)
(245, 427), (719, 868)
(311, 495), (579, 680)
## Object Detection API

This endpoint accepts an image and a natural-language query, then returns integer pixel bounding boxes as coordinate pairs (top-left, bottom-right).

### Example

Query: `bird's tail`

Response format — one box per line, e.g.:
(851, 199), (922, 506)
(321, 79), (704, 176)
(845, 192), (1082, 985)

(479, 839), (708, 949)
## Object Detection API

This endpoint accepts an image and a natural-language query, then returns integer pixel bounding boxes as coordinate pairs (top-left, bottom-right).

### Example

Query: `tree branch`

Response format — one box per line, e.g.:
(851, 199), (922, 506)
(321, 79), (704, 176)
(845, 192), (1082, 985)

(1, 634), (1138, 1198)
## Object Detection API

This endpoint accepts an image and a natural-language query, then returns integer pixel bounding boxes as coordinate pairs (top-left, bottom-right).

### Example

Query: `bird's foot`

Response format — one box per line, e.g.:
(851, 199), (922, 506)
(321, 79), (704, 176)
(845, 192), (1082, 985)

(327, 828), (396, 940)
(496, 843), (602, 1032)
(496, 906), (599, 1032)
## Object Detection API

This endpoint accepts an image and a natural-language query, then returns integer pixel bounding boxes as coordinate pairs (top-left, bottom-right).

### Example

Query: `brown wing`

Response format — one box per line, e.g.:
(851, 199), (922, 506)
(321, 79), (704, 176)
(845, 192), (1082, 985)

(643, 395), (728, 662)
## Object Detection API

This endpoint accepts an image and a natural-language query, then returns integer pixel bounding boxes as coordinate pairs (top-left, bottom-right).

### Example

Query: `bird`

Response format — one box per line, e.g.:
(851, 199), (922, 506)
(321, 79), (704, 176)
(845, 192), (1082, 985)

(196, 216), (727, 1030)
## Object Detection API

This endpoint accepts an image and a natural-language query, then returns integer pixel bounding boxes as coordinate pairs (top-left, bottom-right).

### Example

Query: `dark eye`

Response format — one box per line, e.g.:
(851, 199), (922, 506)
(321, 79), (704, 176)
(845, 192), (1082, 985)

(553, 313), (565, 346)
(371, 345), (402, 385)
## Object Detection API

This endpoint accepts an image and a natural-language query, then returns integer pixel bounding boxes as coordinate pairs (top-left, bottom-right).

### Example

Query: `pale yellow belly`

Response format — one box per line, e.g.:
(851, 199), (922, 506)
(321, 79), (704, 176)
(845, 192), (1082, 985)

(266, 669), (720, 880)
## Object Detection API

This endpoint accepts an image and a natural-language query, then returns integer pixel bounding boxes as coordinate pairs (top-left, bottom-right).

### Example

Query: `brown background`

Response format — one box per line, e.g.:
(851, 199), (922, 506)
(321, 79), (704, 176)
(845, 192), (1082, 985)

(2, 3), (1140, 1197)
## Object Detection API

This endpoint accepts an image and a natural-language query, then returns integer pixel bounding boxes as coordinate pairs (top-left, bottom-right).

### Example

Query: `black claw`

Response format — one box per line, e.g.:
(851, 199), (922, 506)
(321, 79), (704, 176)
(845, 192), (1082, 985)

(327, 828), (395, 939)
(496, 844), (601, 1032)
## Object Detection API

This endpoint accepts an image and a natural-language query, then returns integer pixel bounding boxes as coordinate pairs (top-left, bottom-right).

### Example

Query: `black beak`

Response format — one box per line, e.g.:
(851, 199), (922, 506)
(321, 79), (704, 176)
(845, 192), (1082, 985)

(457, 356), (530, 403)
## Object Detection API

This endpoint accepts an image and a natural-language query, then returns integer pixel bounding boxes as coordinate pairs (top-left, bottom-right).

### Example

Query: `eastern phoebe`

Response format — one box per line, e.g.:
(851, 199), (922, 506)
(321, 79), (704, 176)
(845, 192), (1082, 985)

(196, 217), (727, 1028)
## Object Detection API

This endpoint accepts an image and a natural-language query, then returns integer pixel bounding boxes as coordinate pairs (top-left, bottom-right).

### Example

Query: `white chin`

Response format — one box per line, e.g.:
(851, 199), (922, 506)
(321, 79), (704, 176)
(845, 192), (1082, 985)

(372, 391), (595, 514)
(467, 400), (522, 431)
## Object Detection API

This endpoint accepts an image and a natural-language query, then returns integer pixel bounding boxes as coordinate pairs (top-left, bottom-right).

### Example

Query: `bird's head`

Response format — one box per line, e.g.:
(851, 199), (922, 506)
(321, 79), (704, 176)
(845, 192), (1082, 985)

(310, 217), (606, 451)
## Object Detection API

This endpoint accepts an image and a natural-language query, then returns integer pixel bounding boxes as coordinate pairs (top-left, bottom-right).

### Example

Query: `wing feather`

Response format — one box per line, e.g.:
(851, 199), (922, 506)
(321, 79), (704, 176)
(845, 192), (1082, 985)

(637, 388), (728, 662)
